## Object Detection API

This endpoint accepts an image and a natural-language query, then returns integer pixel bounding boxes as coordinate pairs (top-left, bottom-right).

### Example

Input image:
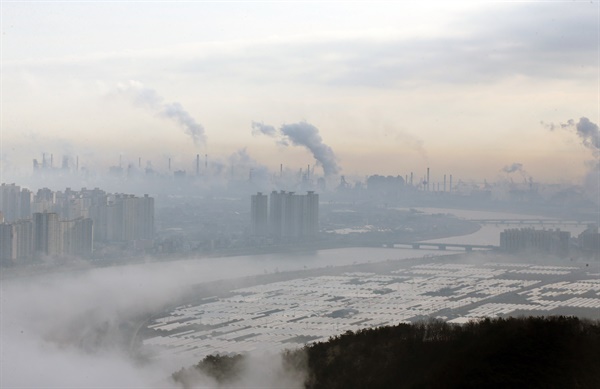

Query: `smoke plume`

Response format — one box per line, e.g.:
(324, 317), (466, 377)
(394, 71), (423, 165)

(544, 116), (600, 203)
(502, 162), (523, 174)
(252, 120), (340, 176)
(251, 121), (277, 137)
(117, 80), (206, 146)
(543, 117), (600, 153)
(229, 148), (271, 187)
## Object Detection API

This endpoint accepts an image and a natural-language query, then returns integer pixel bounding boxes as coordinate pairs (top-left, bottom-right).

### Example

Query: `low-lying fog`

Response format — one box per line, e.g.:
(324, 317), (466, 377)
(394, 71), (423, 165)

(2, 247), (444, 387)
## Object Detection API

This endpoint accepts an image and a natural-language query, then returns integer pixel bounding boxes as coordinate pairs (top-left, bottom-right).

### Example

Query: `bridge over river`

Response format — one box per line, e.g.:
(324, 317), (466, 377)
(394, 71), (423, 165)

(385, 242), (499, 252)
(470, 219), (593, 226)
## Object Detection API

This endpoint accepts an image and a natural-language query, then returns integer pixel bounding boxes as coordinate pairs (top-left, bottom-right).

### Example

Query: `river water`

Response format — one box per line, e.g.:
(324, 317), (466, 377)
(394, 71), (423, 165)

(408, 207), (590, 246)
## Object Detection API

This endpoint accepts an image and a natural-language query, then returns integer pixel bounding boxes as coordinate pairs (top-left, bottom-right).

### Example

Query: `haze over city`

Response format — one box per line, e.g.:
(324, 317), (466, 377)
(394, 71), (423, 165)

(1, 2), (600, 388)
(1, 1), (598, 185)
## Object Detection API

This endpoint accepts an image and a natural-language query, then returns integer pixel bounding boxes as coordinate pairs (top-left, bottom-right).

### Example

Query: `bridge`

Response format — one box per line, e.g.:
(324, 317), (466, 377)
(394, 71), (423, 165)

(470, 219), (593, 226)
(385, 242), (499, 252)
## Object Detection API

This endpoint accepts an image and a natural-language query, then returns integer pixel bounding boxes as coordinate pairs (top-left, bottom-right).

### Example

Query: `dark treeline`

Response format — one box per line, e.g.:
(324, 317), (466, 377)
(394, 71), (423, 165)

(173, 316), (600, 388)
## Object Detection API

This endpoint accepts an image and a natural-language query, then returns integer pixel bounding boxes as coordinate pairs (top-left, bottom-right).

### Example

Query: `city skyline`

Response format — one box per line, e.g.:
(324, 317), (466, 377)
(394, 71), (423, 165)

(1, 2), (598, 184)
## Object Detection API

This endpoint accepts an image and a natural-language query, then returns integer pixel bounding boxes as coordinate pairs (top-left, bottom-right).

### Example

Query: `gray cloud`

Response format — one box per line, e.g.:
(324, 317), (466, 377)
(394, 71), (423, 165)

(5, 3), (595, 91)
(172, 3), (597, 88)
(117, 80), (206, 146)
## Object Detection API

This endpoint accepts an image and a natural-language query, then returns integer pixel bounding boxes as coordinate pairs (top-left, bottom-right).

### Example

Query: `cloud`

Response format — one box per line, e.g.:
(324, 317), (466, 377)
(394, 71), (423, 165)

(6, 3), (596, 90)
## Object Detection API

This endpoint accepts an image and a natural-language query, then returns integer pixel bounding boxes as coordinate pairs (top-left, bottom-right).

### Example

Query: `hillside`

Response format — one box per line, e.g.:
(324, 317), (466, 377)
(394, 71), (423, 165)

(172, 316), (600, 388)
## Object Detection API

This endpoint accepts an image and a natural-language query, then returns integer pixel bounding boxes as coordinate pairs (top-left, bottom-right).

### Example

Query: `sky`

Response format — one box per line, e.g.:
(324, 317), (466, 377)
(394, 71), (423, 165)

(1, 1), (599, 184)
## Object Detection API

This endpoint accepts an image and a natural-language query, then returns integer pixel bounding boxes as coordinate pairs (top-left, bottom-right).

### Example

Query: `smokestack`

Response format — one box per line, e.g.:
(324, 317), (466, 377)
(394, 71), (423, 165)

(196, 154), (200, 176)
(450, 174), (453, 193)
(280, 164), (283, 177)
(427, 167), (430, 192)
(51, 154), (54, 168)
(444, 174), (446, 192)
(410, 172), (413, 186)
(42, 153), (46, 168)
(138, 157), (141, 168)
(168, 158), (171, 171)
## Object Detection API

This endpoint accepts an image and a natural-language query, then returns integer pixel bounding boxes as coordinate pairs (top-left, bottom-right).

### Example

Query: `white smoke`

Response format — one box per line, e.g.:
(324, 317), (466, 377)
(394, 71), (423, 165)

(544, 116), (600, 203)
(251, 121), (277, 137)
(502, 162), (523, 174)
(228, 148), (271, 187)
(544, 117), (600, 153)
(117, 80), (207, 146)
(251, 120), (341, 176)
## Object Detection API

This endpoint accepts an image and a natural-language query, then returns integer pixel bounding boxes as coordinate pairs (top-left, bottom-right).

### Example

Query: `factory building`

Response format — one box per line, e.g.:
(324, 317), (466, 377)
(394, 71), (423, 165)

(253, 191), (319, 240)
(500, 228), (570, 257)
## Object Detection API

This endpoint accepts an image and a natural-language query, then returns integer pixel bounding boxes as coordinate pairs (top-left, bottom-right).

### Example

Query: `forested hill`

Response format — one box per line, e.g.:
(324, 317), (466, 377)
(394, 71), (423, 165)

(172, 316), (600, 388)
